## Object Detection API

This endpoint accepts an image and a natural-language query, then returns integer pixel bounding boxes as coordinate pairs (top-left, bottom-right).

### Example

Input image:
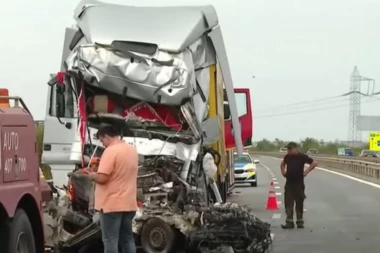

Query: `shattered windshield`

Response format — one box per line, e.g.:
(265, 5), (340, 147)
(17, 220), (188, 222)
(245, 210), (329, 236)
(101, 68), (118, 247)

(234, 154), (252, 164)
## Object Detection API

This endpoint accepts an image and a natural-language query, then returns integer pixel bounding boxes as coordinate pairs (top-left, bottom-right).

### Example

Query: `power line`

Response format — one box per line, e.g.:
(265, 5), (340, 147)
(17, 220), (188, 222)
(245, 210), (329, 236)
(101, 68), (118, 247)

(254, 96), (379, 119)
(255, 94), (349, 113)
(255, 97), (350, 113)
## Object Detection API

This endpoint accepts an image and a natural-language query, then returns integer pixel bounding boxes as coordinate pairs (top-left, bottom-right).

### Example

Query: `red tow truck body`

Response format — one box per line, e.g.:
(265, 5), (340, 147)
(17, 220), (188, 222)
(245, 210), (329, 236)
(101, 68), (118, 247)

(0, 89), (51, 253)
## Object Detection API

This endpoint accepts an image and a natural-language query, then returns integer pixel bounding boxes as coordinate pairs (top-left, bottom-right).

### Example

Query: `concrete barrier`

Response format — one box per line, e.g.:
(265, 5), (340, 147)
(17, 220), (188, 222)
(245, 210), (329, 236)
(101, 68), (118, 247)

(251, 152), (380, 185)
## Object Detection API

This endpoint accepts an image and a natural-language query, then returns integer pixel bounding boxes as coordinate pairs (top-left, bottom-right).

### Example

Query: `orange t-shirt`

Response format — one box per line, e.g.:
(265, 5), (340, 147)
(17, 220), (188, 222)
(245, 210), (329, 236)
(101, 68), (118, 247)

(94, 140), (138, 213)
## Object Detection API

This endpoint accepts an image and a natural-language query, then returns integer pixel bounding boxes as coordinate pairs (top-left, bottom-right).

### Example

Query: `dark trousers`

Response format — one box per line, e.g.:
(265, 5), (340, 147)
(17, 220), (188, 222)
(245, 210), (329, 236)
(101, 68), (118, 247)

(100, 211), (136, 253)
(284, 183), (306, 224)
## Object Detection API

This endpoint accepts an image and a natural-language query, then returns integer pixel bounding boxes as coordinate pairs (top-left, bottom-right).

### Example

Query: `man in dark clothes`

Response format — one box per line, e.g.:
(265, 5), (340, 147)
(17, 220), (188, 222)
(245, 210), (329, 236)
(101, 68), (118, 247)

(280, 142), (318, 229)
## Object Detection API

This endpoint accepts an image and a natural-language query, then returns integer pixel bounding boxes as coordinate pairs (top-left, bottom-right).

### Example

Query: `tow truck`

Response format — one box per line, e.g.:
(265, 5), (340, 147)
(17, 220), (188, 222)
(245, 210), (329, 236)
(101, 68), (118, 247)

(0, 89), (51, 253)
(40, 1), (262, 253)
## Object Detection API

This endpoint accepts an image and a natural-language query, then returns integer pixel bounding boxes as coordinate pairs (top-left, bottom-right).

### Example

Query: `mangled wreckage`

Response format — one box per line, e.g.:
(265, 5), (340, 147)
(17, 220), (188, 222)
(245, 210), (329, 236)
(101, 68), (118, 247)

(49, 172), (272, 253)
(45, 1), (272, 252)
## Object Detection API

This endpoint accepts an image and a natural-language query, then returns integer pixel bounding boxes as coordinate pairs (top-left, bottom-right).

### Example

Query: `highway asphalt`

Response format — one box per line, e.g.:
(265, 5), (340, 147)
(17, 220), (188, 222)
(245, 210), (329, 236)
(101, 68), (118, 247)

(229, 155), (380, 253)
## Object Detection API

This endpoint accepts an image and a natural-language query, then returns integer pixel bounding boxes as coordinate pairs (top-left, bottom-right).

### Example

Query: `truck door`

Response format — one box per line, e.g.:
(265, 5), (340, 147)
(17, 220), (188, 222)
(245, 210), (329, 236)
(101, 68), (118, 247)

(42, 76), (77, 166)
(42, 28), (79, 166)
(224, 88), (253, 149)
(2, 127), (29, 182)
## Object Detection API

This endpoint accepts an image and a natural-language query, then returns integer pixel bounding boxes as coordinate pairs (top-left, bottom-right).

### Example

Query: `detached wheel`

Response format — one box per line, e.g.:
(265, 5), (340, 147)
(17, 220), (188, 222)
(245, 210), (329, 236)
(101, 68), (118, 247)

(8, 209), (36, 253)
(140, 218), (176, 253)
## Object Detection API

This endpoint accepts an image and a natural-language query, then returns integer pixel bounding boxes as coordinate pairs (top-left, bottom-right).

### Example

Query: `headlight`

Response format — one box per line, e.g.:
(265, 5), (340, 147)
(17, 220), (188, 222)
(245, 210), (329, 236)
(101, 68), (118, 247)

(245, 164), (256, 172)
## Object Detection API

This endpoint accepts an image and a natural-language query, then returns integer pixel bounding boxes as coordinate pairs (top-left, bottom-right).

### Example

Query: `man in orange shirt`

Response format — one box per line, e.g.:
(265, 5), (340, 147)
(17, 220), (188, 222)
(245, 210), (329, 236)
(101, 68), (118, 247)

(89, 125), (138, 253)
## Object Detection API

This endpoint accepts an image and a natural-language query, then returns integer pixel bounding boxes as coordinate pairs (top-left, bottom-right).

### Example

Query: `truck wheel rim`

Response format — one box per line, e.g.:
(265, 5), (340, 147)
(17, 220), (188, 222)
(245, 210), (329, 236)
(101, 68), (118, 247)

(148, 227), (167, 250)
(16, 232), (29, 253)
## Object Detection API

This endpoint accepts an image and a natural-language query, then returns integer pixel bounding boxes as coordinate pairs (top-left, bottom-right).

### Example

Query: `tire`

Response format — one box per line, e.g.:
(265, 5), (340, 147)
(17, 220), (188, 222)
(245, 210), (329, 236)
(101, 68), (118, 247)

(140, 218), (176, 253)
(251, 181), (257, 187)
(0, 219), (10, 253)
(7, 209), (36, 253)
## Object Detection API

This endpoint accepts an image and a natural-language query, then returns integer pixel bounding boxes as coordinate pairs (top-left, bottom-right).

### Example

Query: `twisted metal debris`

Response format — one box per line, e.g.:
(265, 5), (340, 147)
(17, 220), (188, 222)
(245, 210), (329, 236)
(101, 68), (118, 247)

(189, 203), (272, 253)
(48, 154), (273, 253)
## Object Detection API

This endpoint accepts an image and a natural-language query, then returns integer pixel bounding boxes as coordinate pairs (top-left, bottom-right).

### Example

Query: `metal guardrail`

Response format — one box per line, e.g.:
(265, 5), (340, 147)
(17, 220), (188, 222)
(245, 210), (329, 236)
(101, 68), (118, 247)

(251, 151), (380, 184)
(251, 151), (380, 163)
(307, 153), (380, 164)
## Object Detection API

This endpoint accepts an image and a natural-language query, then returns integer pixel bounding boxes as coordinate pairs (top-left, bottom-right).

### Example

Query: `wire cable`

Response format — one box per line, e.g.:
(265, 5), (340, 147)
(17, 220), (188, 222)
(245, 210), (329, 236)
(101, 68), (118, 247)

(254, 96), (379, 119)
(255, 94), (347, 113)
(254, 92), (380, 113)
(255, 97), (350, 114)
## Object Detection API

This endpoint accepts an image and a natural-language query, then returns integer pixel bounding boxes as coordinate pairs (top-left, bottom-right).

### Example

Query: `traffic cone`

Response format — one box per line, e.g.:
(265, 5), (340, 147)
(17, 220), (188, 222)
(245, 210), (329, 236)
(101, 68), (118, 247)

(266, 189), (279, 210)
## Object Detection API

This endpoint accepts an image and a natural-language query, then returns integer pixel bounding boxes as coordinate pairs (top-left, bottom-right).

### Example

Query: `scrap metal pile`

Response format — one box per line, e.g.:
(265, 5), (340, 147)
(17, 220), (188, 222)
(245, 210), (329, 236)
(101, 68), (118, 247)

(188, 203), (272, 253)
(135, 157), (273, 253)
(47, 155), (272, 253)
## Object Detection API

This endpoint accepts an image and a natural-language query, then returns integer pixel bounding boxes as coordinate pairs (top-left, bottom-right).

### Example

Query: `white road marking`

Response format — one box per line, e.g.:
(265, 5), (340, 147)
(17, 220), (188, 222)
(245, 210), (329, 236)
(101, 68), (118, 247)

(304, 208), (307, 212)
(263, 156), (380, 190)
(260, 162), (272, 172)
(277, 201), (282, 205)
(272, 177), (277, 181)
(270, 233), (275, 240)
(275, 192), (282, 196)
(275, 186), (280, 189)
(274, 181), (279, 185)
(272, 213), (282, 219)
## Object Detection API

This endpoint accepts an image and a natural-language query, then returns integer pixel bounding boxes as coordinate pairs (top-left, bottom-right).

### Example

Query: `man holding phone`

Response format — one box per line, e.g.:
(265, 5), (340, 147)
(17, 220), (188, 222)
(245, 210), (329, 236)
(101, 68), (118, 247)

(89, 125), (138, 253)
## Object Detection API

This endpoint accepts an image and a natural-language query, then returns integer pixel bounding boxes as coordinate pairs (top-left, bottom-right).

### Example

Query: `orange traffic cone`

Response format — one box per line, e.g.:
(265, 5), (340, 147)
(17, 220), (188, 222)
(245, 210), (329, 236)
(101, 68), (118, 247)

(266, 182), (279, 210)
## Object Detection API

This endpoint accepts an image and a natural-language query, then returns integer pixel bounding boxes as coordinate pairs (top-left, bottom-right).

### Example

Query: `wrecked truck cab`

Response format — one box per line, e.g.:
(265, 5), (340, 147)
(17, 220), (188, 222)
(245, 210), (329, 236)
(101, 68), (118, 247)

(69, 0), (218, 107)
(43, 0), (245, 188)
(43, 0), (263, 252)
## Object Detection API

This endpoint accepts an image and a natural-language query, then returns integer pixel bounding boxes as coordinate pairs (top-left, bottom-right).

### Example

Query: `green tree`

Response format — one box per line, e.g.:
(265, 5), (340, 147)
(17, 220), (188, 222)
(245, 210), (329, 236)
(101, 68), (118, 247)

(256, 138), (276, 151)
(299, 137), (320, 152)
(274, 138), (286, 149)
(251, 137), (369, 155)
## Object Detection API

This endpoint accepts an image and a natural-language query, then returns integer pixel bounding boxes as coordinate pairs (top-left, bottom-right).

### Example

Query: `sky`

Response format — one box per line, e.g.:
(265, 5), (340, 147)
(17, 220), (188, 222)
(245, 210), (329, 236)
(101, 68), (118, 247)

(1, 0), (380, 142)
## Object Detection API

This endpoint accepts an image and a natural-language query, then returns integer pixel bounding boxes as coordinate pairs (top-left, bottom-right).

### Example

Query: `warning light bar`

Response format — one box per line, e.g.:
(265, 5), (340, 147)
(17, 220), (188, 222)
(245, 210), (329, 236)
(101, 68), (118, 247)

(0, 89), (10, 108)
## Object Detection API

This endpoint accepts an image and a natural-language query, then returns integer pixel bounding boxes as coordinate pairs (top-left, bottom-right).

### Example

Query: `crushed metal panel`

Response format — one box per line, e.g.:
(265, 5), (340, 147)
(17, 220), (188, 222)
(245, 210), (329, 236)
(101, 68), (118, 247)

(67, 44), (198, 105)
(201, 116), (221, 145)
(67, 1), (219, 106)
(193, 67), (211, 122)
(74, 0), (218, 52)
(69, 126), (201, 162)
(208, 27), (243, 155)
(61, 28), (77, 70)
(357, 115), (380, 131)
(65, 36), (216, 106)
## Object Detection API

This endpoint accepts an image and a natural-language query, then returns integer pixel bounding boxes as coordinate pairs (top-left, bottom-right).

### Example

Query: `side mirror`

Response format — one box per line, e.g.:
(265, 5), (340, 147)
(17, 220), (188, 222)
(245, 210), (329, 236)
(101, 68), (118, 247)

(253, 159), (259, 164)
(56, 85), (66, 118)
